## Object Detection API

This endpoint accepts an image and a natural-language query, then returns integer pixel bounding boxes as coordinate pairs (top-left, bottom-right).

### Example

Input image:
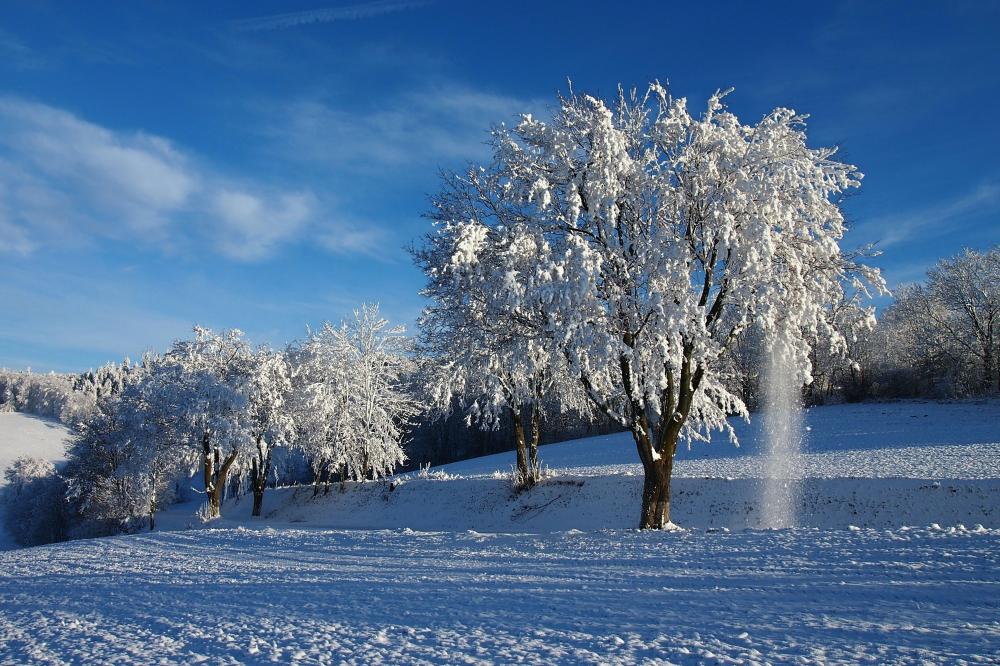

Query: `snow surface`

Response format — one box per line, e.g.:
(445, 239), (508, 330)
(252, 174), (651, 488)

(0, 412), (70, 550)
(2, 401), (1000, 663)
(433, 401), (1000, 479)
(1, 526), (998, 664)
(0, 412), (70, 485)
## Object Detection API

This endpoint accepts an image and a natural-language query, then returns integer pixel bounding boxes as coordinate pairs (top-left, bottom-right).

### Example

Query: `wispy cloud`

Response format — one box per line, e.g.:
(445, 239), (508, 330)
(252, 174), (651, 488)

(271, 85), (539, 173)
(211, 190), (313, 260)
(231, 0), (430, 32)
(859, 181), (1000, 249)
(0, 28), (44, 70)
(0, 97), (379, 261)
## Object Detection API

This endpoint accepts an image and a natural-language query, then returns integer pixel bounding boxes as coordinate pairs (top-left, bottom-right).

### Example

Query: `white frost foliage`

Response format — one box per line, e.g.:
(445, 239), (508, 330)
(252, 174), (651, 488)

(423, 82), (883, 455)
(289, 304), (423, 482)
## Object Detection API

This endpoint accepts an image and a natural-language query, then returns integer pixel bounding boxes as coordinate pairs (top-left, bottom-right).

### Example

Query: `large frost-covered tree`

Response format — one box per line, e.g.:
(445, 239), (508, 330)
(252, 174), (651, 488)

(421, 83), (882, 528)
(158, 328), (254, 519)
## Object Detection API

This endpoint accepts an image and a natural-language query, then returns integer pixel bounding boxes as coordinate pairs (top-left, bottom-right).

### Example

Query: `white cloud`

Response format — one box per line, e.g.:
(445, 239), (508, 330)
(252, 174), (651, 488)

(317, 221), (391, 259)
(231, 0), (431, 32)
(0, 96), (378, 261)
(211, 190), (313, 260)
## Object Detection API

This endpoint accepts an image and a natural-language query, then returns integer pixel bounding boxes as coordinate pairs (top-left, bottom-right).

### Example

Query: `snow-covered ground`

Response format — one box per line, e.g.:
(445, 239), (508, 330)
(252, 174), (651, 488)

(0, 412), (70, 484)
(145, 400), (1000, 533)
(0, 412), (70, 550)
(1, 526), (998, 664)
(434, 401), (1000, 479)
(2, 401), (999, 663)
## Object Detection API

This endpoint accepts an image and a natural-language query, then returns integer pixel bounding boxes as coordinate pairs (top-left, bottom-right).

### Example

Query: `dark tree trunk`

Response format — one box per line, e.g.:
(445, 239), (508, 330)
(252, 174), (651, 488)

(250, 435), (271, 517)
(511, 407), (531, 487)
(636, 439), (675, 529)
(528, 402), (541, 481)
(205, 445), (239, 519)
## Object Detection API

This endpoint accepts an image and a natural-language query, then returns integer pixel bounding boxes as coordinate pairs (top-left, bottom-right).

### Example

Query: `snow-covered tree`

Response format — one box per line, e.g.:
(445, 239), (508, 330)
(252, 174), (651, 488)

(158, 327), (254, 519)
(64, 356), (186, 532)
(416, 172), (590, 488)
(289, 304), (422, 488)
(244, 347), (295, 516)
(421, 83), (883, 528)
(924, 247), (999, 392)
(2, 457), (68, 546)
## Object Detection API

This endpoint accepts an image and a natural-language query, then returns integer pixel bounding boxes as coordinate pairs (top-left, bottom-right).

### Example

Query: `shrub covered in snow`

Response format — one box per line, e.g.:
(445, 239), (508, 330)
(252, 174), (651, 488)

(1, 456), (68, 547)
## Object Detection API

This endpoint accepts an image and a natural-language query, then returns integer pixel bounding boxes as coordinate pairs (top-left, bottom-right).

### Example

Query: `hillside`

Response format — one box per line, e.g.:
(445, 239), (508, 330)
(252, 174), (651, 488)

(0, 412), (71, 550)
(154, 400), (1000, 533)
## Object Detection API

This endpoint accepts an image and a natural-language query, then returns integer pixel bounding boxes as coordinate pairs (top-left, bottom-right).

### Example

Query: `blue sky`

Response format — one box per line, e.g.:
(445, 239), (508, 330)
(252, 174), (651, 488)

(1, 0), (998, 372)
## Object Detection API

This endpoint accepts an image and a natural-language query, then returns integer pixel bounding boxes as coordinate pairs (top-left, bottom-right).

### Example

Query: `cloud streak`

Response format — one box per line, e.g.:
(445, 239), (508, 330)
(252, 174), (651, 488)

(272, 85), (540, 173)
(860, 181), (1000, 249)
(231, 0), (430, 32)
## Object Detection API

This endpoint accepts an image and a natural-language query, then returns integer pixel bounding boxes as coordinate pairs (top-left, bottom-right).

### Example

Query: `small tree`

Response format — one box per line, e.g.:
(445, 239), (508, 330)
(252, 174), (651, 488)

(244, 348), (294, 516)
(64, 358), (182, 533)
(422, 83), (882, 528)
(415, 178), (588, 487)
(289, 305), (422, 488)
(2, 457), (68, 546)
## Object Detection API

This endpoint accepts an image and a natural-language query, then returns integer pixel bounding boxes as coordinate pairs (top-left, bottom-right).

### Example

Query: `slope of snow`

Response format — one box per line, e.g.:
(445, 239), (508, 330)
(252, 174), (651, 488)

(0, 412), (70, 484)
(433, 400), (1000, 479)
(1, 526), (998, 664)
(3, 401), (1000, 663)
(145, 400), (1000, 535)
(0, 412), (71, 550)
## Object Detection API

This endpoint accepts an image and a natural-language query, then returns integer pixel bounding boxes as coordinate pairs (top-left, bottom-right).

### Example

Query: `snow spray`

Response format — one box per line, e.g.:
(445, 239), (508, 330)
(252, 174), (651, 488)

(760, 341), (803, 528)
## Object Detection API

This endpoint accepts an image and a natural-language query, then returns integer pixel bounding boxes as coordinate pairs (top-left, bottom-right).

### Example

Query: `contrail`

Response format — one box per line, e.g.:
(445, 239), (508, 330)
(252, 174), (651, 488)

(231, 0), (431, 32)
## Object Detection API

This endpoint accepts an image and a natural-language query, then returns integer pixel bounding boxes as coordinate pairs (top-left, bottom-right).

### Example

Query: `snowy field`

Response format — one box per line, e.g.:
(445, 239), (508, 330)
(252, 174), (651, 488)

(2, 401), (1000, 663)
(434, 401), (1000, 479)
(0, 412), (69, 485)
(0, 412), (70, 550)
(1, 526), (998, 664)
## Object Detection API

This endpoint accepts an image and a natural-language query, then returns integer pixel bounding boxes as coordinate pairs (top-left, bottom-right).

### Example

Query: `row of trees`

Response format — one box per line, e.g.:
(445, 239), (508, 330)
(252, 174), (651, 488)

(2, 305), (421, 543)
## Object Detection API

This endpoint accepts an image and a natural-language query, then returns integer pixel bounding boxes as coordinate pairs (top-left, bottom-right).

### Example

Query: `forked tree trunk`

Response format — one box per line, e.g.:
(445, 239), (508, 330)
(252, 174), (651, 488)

(511, 404), (543, 489)
(206, 448), (238, 518)
(202, 430), (239, 519)
(529, 402), (541, 480)
(250, 435), (271, 517)
(636, 445), (675, 529)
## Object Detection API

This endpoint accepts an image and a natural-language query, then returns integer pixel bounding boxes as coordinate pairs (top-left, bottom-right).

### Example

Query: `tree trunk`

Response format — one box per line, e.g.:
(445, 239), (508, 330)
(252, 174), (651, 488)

(250, 435), (271, 518)
(202, 430), (213, 497)
(206, 447), (239, 519)
(511, 407), (531, 487)
(629, 399), (684, 529)
(637, 453), (673, 529)
(528, 402), (541, 482)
